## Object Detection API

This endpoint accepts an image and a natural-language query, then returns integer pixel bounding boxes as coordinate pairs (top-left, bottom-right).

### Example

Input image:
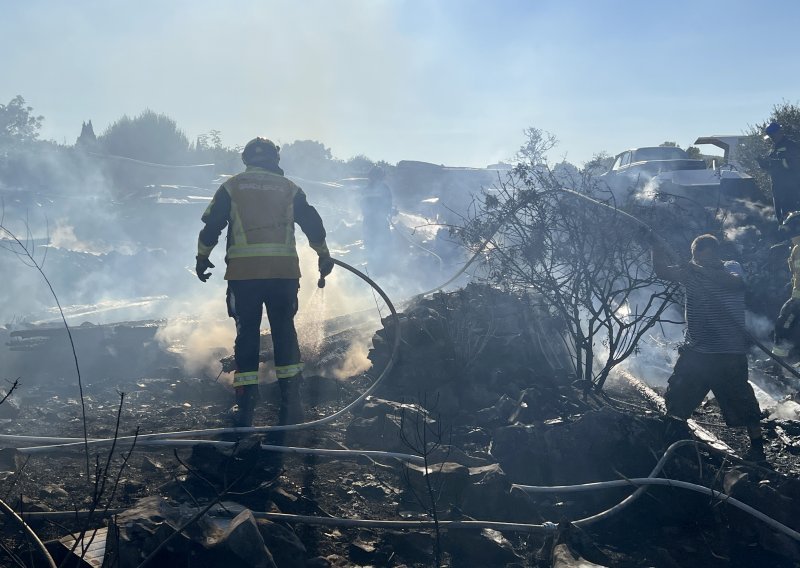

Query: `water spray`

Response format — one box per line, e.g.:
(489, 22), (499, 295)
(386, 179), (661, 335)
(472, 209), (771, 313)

(4, 257), (402, 449)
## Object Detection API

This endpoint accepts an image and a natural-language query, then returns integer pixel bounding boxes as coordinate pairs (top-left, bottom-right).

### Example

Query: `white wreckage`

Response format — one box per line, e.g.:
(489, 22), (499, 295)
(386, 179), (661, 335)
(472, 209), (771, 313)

(600, 136), (758, 204)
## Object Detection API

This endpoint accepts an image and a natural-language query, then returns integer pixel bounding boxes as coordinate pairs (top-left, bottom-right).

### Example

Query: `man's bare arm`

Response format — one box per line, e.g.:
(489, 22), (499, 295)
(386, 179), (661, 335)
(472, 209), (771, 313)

(651, 240), (684, 282)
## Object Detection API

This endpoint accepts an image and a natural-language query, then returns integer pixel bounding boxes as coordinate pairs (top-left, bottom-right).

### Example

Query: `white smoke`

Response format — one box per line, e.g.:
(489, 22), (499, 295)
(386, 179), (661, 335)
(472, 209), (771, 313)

(769, 399), (800, 421)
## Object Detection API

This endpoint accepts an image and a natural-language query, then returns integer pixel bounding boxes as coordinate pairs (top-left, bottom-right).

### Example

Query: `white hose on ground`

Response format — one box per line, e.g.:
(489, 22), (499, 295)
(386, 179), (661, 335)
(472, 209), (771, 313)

(250, 512), (558, 533)
(16, 444), (798, 542)
(0, 258), (402, 452)
(511, 439), (800, 542)
(17, 506), (557, 533)
(10, 437), (425, 464)
(0, 497), (57, 568)
(515, 478), (800, 542)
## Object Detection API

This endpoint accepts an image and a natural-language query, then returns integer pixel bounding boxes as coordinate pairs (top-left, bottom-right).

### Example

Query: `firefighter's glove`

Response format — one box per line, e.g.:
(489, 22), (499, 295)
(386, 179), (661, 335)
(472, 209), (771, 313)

(319, 254), (334, 278)
(196, 255), (215, 282)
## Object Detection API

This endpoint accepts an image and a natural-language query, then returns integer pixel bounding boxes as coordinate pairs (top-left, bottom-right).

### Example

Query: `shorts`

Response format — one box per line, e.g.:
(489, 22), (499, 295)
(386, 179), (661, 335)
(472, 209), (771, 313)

(664, 348), (760, 427)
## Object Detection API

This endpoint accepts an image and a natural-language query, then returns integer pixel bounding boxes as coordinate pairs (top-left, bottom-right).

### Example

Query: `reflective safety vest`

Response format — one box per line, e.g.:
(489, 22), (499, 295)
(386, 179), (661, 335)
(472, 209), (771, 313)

(791, 238), (800, 299)
(203, 167), (303, 280)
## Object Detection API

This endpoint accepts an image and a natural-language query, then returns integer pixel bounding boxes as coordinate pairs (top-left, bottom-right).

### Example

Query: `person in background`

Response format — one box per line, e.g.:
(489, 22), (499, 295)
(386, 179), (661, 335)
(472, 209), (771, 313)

(196, 137), (334, 427)
(651, 234), (766, 463)
(772, 211), (800, 370)
(758, 122), (800, 223)
(360, 165), (394, 271)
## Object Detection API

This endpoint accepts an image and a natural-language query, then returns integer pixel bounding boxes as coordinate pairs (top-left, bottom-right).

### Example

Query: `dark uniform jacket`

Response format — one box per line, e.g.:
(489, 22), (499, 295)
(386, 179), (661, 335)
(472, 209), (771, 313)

(764, 137), (800, 221)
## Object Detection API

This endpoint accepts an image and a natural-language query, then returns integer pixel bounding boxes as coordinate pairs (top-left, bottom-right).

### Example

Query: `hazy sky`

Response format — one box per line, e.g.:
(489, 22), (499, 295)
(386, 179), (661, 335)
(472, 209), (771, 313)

(2, 0), (799, 167)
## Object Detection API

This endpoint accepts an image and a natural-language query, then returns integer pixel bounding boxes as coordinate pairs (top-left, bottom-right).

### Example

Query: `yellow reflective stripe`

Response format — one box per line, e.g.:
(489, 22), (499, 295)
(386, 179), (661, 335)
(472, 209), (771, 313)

(227, 243), (298, 258)
(233, 371), (259, 386)
(198, 238), (214, 257)
(773, 346), (790, 357)
(228, 190), (249, 246)
(275, 363), (304, 379)
(783, 158), (790, 168)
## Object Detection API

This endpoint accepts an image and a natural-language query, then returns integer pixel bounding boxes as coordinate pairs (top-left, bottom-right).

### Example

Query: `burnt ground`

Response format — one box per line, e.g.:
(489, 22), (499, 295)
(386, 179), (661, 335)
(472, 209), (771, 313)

(1, 286), (800, 567)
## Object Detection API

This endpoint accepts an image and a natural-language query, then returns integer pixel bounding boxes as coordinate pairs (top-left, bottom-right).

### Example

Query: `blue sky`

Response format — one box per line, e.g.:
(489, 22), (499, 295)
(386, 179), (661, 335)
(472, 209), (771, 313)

(2, 0), (798, 167)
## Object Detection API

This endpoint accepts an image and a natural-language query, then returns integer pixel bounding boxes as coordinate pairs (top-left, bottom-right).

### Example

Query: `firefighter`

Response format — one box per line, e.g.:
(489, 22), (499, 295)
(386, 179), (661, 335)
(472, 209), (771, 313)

(772, 211), (800, 363)
(758, 122), (800, 223)
(360, 165), (394, 270)
(195, 137), (334, 427)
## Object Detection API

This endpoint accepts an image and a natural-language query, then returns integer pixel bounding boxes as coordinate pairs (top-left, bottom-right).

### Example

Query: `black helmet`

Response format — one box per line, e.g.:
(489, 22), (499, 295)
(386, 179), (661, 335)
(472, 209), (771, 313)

(367, 165), (385, 182)
(781, 211), (800, 234)
(242, 137), (279, 166)
(764, 122), (782, 141)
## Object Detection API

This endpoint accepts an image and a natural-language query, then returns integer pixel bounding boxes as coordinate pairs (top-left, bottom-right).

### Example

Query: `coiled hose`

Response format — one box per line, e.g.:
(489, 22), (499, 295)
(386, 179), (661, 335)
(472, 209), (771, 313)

(512, 439), (800, 542)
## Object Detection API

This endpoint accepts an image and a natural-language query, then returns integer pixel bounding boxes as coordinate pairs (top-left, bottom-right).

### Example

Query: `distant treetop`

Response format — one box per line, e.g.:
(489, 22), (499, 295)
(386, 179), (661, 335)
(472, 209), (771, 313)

(0, 95), (43, 147)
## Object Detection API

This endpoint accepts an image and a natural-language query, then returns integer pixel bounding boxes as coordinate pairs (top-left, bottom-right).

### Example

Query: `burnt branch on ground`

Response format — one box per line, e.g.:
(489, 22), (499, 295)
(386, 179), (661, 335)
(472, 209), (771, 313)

(0, 219), (91, 478)
(399, 392), (452, 567)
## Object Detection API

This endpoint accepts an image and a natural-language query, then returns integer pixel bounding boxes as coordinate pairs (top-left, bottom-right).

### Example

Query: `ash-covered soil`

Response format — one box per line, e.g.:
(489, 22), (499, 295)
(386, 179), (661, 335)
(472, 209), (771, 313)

(1, 285), (799, 567)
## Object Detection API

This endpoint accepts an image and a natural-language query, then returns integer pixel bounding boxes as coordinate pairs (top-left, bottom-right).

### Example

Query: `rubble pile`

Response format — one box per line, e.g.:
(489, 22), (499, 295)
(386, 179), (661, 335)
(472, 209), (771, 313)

(2, 286), (800, 566)
(345, 284), (800, 565)
(367, 284), (576, 422)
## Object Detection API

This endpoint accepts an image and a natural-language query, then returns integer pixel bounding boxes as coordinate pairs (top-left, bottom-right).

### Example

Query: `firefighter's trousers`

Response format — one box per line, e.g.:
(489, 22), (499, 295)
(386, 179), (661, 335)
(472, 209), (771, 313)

(774, 298), (800, 357)
(227, 279), (303, 386)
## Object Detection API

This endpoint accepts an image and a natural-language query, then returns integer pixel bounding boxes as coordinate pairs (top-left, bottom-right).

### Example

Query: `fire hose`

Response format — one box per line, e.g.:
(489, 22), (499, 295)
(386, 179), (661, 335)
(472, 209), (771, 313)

(11, 187), (796, 454)
(1, 258), (401, 451)
(410, 185), (800, 386)
(389, 216), (444, 272)
(512, 438), (800, 542)
(14, 440), (800, 542)
(3, 250), (798, 544)
(4, 183), (799, 554)
(555, 187), (800, 383)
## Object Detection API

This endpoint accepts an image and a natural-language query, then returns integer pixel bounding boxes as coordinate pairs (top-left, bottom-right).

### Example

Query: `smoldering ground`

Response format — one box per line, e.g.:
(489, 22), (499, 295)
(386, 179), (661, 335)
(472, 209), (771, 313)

(1, 144), (467, 395)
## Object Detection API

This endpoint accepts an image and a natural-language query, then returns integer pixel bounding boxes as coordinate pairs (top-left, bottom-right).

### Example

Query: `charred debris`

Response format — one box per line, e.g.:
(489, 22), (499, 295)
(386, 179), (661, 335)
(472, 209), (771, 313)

(1, 150), (800, 566)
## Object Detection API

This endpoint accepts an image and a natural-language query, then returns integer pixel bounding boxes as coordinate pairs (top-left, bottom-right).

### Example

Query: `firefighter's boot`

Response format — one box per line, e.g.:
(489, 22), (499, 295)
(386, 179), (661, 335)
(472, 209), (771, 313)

(278, 376), (304, 426)
(743, 438), (768, 466)
(231, 385), (259, 427)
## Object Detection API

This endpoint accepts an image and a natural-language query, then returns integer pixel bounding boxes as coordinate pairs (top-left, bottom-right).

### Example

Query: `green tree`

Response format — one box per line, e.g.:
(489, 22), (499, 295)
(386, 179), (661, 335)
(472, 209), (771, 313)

(345, 154), (375, 176)
(98, 109), (190, 164)
(584, 152), (615, 176)
(685, 146), (701, 159)
(279, 139), (341, 178)
(196, 129), (223, 151)
(0, 95), (43, 147)
(194, 129), (242, 175)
